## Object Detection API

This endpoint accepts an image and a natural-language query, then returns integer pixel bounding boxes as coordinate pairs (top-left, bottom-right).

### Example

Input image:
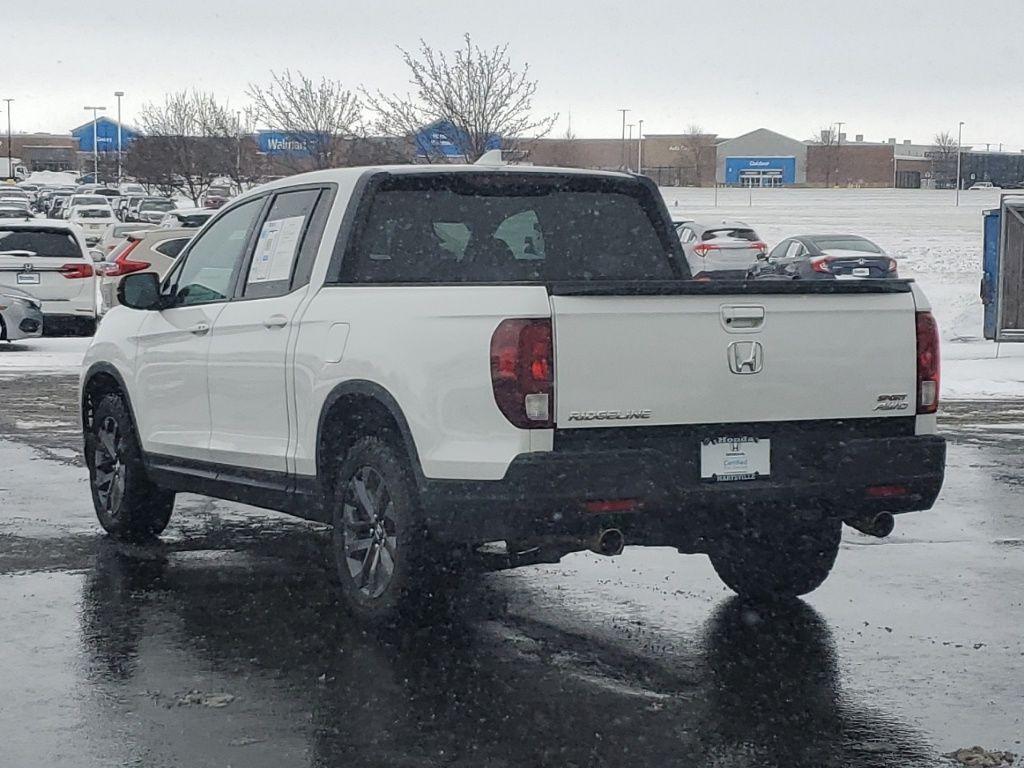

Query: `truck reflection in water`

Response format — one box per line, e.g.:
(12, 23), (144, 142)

(79, 530), (934, 768)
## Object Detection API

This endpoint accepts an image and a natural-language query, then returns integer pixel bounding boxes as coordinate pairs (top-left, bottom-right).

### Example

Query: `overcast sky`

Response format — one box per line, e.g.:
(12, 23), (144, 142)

(7, 0), (1024, 149)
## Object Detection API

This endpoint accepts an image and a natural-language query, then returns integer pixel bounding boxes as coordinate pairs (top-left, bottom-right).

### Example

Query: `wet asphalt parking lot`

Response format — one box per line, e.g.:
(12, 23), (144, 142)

(0, 362), (1021, 768)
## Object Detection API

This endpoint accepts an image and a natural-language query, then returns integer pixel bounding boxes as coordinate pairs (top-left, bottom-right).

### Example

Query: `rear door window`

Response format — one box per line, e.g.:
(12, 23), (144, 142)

(243, 188), (324, 298)
(339, 174), (682, 283)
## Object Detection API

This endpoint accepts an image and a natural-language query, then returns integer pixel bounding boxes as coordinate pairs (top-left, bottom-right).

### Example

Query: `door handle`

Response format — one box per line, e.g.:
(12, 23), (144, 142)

(263, 315), (288, 329)
(721, 305), (766, 331)
(189, 322), (210, 335)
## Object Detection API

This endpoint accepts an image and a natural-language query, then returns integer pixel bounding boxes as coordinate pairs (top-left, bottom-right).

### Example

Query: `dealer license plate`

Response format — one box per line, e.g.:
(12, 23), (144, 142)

(16, 272), (40, 284)
(852, 267), (870, 277)
(700, 437), (770, 482)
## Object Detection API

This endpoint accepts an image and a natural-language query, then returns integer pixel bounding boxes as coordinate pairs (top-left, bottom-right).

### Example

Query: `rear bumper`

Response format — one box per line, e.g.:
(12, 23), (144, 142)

(41, 298), (96, 318)
(419, 434), (946, 545)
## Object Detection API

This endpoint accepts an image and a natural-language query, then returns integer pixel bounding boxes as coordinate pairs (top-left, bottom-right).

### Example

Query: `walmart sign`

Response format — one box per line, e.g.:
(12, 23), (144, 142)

(257, 131), (320, 157)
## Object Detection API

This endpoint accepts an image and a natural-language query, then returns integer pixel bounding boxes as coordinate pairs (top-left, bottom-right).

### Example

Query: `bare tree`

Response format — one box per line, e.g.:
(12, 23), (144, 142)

(364, 34), (558, 163)
(679, 123), (708, 186)
(810, 125), (840, 186)
(929, 130), (959, 188)
(247, 70), (363, 170)
(543, 120), (580, 167)
(133, 91), (243, 203)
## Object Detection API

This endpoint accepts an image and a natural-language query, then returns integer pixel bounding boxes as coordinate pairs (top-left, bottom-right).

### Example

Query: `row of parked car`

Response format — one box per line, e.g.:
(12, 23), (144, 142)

(672, 219), (897, 280)
(0, 178), (224, 339)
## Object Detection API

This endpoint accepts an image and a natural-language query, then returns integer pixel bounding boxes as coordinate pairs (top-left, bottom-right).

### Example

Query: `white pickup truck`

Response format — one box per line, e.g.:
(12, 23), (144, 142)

(80, 162), (946, 623)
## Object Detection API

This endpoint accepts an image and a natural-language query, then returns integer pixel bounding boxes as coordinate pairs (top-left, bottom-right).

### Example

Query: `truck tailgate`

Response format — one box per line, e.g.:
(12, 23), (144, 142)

(550, 291), (918, 427)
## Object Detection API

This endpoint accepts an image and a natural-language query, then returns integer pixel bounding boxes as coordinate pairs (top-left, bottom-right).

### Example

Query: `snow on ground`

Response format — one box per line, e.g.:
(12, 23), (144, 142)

(0, 337), (90, 373)
(661, 186), (1024, 400)
(1, 187), (1021, 399)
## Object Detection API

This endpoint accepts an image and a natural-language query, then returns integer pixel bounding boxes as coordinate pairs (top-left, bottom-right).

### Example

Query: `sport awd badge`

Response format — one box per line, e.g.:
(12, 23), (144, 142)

(727, 341), (764, 375)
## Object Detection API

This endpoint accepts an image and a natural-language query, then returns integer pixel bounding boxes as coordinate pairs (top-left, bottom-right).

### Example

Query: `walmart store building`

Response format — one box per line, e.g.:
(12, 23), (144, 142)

(716, 128), (808, 187)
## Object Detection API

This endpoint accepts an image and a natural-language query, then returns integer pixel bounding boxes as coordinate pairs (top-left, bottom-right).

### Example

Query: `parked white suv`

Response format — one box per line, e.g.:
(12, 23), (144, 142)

(1, 218), (98, 334)
(80, 163), (946, 623)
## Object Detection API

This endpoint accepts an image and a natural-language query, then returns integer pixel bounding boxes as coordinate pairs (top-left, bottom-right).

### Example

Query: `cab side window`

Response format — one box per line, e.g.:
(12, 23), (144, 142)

(171, 198), (264, 306)
(786, 241), (805, 259)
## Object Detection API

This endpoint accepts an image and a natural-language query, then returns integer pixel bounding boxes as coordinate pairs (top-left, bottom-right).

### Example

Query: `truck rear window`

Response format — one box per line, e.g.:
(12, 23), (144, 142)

(0, 229), (82, 257)
(340, 174), (684, 283)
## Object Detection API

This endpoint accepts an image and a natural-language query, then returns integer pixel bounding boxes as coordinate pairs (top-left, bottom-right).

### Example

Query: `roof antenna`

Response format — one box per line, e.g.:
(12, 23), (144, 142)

(474, 149), (505, 167)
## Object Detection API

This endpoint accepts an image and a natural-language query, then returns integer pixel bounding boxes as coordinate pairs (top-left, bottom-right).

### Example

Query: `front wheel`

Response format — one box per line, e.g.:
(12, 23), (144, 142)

(708, 514), (842, 599)
(330, 436), (455, 625)
(86, 394), (175, 541)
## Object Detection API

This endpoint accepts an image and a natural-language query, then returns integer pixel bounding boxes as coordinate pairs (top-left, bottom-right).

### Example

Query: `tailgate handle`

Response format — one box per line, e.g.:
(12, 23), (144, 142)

(721, 306), (766, 330)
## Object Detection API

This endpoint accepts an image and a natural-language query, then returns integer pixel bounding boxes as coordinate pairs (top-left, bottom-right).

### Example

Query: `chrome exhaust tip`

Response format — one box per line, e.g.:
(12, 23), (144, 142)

(845, 512), (895, 538)
(590, 528), (625, 557)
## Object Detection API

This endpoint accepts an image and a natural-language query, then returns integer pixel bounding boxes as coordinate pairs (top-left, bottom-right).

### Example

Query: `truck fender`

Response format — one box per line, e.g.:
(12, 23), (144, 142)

(315, 380), (425, 485)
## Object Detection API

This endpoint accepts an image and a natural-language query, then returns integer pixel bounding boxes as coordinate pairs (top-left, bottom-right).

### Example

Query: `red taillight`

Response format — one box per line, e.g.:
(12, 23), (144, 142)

(916, 311), (940, 414)
(490, 318), (554, 429)
(106, 239), (150, 277)
(60, 262), (94, 279)
(584, 499), (638, 513)
(693, 243), (719, 256)
(811, 256), (833, 273)
(866, 485), (909, 499)
(752, 241), (768, 254)
(887, 258), (899, 273)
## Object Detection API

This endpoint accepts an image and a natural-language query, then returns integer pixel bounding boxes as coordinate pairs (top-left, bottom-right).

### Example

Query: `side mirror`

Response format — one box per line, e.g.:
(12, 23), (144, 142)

(117, 272), (163, 311)
(89, 249), (105, 263)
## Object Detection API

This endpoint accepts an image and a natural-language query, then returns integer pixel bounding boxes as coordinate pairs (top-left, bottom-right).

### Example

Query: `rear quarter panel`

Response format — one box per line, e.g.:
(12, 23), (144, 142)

(292, 286), (553, 481)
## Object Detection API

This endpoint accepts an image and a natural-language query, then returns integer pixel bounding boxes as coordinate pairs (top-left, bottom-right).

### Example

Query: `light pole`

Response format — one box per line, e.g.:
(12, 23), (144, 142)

(955, 121), (965, 206)
(114, 91), (124, 185)
(626, 123), (635, 170)
(835, 121), (845, 186)
(2, 98), (12, 180)
(84, 105), (106, 183)
(617, 108), (630, 169)
(637, 118), (644, 174)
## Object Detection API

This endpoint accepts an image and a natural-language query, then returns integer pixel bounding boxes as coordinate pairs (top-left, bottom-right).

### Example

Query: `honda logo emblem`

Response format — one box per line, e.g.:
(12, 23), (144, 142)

(728, 341), (764, 375)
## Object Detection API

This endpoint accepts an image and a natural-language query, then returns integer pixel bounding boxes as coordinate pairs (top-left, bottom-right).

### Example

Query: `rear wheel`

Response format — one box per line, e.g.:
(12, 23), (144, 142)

(330, 436), (454, 625)
(86, 394), (175, 541)
(708, 514), (842, 599)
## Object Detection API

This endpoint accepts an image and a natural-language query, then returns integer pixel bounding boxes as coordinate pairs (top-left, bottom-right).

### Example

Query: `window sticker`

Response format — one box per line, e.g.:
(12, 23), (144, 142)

(249, 215), (306, 283)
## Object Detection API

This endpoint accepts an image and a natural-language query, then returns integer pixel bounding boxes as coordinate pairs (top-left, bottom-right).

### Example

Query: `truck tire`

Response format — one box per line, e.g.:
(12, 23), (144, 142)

(86, 394), (175, 541)
(330, 436), (452, 625)
(708, 515), (842, 599)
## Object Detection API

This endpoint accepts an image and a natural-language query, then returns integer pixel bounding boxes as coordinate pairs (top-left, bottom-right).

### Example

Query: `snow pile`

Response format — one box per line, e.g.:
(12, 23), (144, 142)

(25, 170), (79, 187)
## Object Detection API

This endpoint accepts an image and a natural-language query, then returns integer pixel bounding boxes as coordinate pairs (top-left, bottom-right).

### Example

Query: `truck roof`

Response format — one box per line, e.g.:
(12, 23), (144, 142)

(242, 163), (638, 202)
